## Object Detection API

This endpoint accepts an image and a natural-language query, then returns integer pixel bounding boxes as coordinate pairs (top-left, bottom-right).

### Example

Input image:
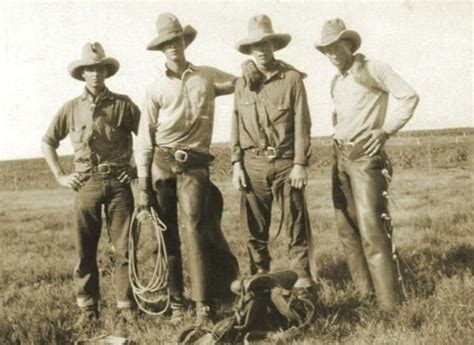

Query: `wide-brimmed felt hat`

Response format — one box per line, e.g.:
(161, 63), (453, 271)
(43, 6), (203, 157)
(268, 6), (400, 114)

(315, 18), (361, 53)
(236, 15), (291, 54)
(147, 13), (197, 51)
(68, 42), (119, 81)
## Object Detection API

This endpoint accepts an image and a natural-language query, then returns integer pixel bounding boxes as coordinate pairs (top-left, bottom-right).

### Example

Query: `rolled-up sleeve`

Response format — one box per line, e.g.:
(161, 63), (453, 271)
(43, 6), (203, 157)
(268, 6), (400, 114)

(42, 104), (70, 148)
(292, 76), (312, 166)
(209, 67), (237, 97)
(135, 86), (159, 178)
(370, 60), (419, 135)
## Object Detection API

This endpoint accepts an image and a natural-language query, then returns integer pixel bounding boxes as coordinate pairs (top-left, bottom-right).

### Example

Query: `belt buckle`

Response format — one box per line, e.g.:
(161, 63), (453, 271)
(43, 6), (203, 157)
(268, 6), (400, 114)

(97, 164), (111, 174)
(265, 146), (277, 159)
(174, 149), (188, 163)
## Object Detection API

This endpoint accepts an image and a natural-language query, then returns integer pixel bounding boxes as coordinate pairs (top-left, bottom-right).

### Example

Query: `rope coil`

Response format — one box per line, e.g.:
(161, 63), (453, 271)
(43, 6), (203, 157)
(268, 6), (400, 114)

(128, 207), (170, 315)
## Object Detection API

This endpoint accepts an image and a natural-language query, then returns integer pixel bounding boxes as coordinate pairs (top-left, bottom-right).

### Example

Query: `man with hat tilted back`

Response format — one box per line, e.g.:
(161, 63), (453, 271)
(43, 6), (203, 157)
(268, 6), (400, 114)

(41, 43), (141, 331)
(135, 13), (246, 327)
(231, 15), (316, 300)
(315, 19), (419, 309)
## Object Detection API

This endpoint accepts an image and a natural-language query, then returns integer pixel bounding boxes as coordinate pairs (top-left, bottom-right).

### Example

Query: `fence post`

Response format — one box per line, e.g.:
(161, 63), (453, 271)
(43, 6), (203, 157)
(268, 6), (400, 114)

(14, 175), (18, 193)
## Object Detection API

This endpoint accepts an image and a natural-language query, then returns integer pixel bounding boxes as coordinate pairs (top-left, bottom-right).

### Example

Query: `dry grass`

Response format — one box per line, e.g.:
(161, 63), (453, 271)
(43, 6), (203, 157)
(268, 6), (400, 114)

(1, 133), (473, 344)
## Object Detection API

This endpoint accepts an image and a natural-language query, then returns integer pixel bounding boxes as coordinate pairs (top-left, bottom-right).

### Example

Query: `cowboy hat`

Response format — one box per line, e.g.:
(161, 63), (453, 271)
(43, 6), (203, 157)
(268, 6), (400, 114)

(236, 15), (291, 54)
(68, 42), (119, 81)
(315, 18), (361, 53)
(147, 13), (197, 51)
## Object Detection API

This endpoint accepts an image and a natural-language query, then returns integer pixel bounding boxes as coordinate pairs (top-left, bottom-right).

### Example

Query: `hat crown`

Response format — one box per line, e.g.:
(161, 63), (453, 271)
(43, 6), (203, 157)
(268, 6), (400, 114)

(321, 18), (347, 39)
(82, 42), (106, 61)
(156, 12), (183, 37)
(247, 14), (275, 37)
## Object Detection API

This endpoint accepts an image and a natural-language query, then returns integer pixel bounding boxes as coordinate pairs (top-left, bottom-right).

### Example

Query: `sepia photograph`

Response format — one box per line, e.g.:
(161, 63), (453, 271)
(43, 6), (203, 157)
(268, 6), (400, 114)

(0, 0), (472, 344)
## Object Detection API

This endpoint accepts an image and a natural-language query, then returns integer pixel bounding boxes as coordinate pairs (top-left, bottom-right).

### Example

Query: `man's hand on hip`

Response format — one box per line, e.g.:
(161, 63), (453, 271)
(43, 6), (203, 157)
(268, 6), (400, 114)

(289, 164), (307, 189)
(57, 173), (83, 191)
(232, 162), (247, 191)
(363, 129), (389, 157)
(117, 166), (137, 184)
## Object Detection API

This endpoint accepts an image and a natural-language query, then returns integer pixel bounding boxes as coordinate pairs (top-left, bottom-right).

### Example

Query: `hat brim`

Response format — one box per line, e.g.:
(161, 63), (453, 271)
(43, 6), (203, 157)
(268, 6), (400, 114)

(68, 57), (120, 81)
(236, 33), (291, 54)
(147, 25), (197, 51)
(315, 30), (361, 53)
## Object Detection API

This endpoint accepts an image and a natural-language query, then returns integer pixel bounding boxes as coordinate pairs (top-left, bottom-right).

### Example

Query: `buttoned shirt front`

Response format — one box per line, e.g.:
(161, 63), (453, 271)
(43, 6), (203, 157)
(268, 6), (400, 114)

(332, 56), (419, 142)
(135, 62), (236, 178)
(231, 61), (312, 166)
(43, 88), (140, 172)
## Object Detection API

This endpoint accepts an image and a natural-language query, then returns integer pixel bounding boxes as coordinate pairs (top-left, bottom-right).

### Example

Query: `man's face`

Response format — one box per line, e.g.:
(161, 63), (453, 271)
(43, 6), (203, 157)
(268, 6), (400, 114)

(161, 37), (186, 62)
(250, 40), (275, 68)
(323, 40), (353, 72)
(81, 65), (107, 90)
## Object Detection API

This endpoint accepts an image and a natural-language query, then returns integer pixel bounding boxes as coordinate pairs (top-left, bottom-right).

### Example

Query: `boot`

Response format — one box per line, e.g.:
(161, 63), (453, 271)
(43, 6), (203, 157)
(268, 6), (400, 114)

(195, 302), (214, 328)
(169, 295), (186, 325)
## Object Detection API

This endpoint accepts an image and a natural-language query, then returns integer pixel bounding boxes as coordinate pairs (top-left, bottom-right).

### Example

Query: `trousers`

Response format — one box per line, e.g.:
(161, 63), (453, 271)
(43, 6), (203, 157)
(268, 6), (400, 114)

(73, 173), (134, 310)
(240, 155), (312, 281)
(332, 141), (400, 308)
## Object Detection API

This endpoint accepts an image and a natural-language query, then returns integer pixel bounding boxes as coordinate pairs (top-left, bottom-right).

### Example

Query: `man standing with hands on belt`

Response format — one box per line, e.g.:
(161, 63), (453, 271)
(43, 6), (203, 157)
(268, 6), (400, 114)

(41, 42), (140, 331)
(315, 19), (419, 309)
(231, 15), (316, 300)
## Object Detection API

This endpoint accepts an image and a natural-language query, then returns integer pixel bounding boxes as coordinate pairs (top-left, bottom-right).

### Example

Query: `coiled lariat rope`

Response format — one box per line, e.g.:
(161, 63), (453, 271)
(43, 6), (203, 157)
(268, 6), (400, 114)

(128, 207), (170, 315)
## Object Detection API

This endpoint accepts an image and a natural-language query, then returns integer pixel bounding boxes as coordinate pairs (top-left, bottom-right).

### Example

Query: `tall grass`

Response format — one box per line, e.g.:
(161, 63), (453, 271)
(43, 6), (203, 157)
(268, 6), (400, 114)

(0, 134), (473, 344)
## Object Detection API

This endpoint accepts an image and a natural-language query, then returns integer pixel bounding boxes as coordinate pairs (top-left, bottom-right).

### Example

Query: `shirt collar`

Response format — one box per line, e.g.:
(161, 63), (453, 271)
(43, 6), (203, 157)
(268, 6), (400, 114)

(81, 87), (114, 102)
(261, 61), (286, 84)
(165, 61), (197, 78)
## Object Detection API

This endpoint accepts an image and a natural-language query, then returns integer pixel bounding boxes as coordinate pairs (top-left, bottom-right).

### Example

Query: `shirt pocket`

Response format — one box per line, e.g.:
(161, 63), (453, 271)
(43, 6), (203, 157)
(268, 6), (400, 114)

(269, 101), (291, 124)
(70, 125), (87, 143)
(106, 124), (127, 143)
(237, 99), (257, 120)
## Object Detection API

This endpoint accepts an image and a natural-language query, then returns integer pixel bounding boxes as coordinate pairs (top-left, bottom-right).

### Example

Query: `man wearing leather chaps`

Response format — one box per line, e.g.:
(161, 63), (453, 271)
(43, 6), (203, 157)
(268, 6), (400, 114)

(315, 19), (419, 308)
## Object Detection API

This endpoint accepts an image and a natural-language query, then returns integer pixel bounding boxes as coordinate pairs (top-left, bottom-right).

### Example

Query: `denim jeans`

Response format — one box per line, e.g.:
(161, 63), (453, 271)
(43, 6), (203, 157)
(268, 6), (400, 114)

(240, 155), (312, 280)
(332, 142), (400, 308)
(73, 173), (134, 310)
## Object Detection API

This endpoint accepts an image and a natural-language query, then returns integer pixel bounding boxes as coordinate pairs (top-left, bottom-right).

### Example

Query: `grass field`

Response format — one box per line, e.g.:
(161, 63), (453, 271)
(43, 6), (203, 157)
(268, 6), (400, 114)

(1, 129), (473, 344)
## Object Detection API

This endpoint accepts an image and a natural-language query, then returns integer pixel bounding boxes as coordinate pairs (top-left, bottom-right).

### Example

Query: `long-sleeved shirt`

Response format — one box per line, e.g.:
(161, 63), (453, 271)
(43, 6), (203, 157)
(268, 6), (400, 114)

(332, 54), (419, 142)
(42, 88), (140, 172)
(231, 61), (312, 166)
(135, 62), (236, 178)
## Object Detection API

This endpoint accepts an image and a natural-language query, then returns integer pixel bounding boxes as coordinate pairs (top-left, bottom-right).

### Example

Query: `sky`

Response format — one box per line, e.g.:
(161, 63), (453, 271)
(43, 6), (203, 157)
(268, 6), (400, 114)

(0, 0), (472, 160)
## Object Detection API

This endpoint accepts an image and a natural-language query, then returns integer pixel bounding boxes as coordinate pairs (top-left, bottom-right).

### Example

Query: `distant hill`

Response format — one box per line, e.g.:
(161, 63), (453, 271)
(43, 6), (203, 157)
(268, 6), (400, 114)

(0, 128), (472, 191)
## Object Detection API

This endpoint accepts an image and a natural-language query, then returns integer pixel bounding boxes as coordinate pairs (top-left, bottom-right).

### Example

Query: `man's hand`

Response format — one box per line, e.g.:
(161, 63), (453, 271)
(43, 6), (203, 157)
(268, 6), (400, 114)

(363, 129), (389, 157)
(242, 59), (263, 92)
(289, 164), (307, 189)
(232, 162), (247, 191)
(57, 173), (84, 191)
(136, 190), (152, 222)
(117, 166), (136, 184)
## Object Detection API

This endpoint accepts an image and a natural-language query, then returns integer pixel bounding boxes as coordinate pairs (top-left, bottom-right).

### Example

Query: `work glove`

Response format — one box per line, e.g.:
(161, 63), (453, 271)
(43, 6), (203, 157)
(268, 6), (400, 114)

(241, 59), (263, 92)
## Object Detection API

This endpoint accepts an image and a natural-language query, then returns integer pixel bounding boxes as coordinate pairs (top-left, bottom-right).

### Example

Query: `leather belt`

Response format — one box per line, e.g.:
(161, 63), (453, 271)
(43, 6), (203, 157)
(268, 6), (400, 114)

(245, 146), (294, 160)
(89, 163), (127, 175)
(154, 146), (213, 173)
